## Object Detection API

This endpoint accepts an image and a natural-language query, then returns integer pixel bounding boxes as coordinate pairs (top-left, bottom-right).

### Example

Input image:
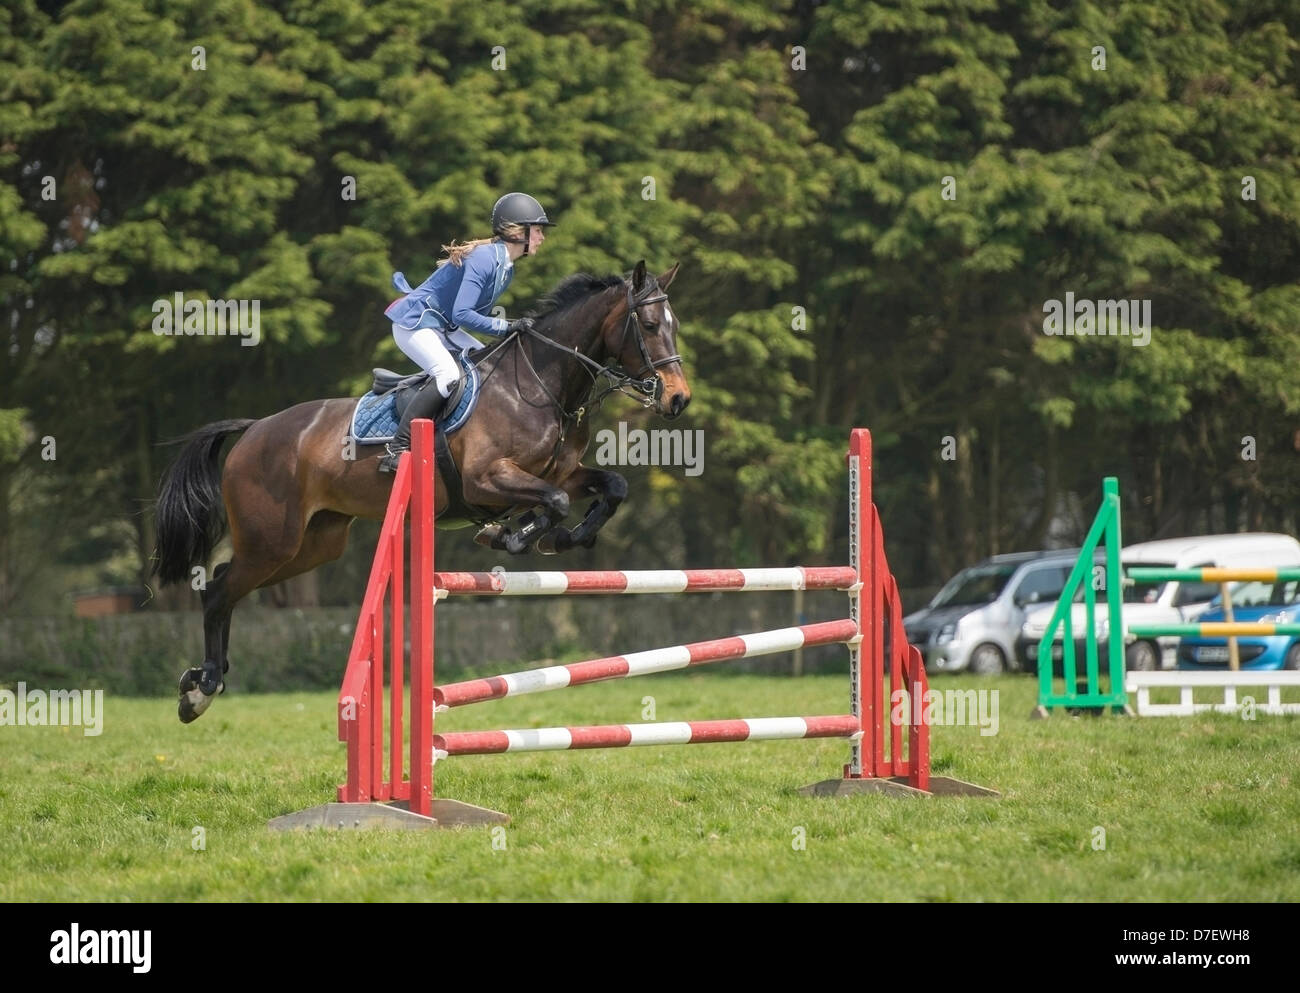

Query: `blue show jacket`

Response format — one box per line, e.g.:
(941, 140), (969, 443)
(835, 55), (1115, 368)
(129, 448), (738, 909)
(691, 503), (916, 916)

(384, 241), (514, 336)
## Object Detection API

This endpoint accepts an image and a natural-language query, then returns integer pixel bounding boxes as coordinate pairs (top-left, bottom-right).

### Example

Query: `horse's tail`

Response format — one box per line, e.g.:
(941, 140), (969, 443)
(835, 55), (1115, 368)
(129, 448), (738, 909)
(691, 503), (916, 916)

(151, 419), (257, 586)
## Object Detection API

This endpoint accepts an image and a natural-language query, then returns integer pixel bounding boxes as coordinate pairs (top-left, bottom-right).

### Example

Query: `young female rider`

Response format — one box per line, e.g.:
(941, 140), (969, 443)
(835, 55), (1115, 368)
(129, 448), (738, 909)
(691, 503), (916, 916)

(378, 192), (554, 472)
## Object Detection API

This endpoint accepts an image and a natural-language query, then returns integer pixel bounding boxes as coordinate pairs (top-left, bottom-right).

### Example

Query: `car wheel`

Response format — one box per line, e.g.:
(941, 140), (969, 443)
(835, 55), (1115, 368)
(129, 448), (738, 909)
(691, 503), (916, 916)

(968, 643), (1007, 676)
(1125, 640), (1159, 671)
(1284, 643), (1300, 671)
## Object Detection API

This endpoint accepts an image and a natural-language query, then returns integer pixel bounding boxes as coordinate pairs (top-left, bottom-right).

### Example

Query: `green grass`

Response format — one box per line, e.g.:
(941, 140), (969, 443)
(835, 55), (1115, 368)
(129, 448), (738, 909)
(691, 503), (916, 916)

(2, 673), (1298, 901)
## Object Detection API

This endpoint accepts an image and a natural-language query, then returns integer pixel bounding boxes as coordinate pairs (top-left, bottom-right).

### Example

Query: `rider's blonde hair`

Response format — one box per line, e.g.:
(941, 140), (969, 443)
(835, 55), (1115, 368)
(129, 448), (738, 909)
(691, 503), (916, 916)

(439, 223), (525, 267)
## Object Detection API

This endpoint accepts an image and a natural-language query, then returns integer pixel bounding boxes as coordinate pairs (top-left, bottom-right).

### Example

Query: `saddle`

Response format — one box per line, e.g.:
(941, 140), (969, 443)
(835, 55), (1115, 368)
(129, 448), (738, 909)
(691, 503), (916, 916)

(368, 347), (503, 527)
(369, 356), (474, 426)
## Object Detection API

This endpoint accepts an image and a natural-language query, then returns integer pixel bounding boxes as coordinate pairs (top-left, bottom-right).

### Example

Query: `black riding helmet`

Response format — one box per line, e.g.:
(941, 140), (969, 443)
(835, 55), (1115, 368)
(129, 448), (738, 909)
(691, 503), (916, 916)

(491, 192), (555, 257)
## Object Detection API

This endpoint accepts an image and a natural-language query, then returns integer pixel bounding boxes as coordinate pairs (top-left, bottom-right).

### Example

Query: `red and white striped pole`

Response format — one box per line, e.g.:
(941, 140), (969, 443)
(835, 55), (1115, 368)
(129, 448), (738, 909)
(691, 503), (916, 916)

(433, 566), (857, 596)
(435, 619), (859, 708)
(434, 715), (863, 757)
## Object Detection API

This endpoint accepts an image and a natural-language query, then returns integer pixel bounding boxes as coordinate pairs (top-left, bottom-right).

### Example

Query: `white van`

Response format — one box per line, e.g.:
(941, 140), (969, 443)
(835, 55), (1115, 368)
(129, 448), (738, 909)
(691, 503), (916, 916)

(1021, 533), (1300, 670)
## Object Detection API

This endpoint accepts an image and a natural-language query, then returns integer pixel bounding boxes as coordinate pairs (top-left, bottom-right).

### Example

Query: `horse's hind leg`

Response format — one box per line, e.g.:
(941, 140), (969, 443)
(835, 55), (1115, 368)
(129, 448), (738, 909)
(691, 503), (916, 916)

(179, 561), (245, 706)
(205, 561), (232, 678)
(178, 492), (310, 723)
(180, 546), (299, 722)
(198, 514), (348, 685)
(180, 551), (289, 722)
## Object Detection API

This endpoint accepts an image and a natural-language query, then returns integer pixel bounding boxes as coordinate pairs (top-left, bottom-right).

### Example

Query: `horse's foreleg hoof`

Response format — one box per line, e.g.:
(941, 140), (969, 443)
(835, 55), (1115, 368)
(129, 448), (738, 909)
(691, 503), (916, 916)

(563, 498), (609, 551)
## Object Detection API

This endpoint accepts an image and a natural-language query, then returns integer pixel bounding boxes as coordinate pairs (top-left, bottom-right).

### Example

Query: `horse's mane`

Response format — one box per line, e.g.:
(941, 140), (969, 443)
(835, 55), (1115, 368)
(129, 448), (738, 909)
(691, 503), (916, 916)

(527, 273), (624, 323)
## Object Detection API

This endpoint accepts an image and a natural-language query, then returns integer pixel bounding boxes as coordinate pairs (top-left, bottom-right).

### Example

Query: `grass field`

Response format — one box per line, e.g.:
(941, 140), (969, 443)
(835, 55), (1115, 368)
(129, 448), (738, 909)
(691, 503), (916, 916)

(2, 672), (1298, 902)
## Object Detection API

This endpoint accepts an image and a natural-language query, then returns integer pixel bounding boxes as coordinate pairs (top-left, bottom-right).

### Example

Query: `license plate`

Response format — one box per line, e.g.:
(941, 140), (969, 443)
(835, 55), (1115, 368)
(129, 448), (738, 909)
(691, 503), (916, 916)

(1197, 647), (1231, 662)
(1029, 642), (1064, 660)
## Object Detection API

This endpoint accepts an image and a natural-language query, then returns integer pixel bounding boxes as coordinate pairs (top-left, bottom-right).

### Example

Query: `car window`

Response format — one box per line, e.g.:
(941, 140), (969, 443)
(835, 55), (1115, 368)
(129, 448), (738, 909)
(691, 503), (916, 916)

(1013, 566), (1070, 606)
(1122, 561), (1173, 604)
(930, 564), (1019, 608)
(1230, 580), (1300, 608)
(1173, 562), (1221, 607)
(1174, 581), (1220, 607)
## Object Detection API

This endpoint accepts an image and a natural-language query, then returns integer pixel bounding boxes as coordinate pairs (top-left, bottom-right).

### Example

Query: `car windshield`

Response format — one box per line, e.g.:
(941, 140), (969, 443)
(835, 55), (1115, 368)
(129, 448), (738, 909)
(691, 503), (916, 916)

(931, 564), (1018, 608)
(1228, 579), (1300, 609)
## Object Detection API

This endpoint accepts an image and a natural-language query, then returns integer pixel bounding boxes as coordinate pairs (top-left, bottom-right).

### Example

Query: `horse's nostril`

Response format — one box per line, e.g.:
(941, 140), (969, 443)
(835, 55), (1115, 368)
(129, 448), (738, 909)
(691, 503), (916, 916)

(670, 394), (687, 416)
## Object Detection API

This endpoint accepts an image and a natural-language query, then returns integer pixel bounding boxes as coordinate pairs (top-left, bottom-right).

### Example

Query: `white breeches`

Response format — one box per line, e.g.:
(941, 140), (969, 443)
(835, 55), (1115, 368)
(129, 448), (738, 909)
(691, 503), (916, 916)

(392, 324), (480, 397)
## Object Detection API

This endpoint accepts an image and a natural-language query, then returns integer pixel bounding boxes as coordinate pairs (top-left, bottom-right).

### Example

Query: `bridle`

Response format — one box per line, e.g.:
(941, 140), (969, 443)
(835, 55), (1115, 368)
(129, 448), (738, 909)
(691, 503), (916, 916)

(508, 277), (680, 414)
(618, 280), (680, 401)
(482, 276), (680, 479)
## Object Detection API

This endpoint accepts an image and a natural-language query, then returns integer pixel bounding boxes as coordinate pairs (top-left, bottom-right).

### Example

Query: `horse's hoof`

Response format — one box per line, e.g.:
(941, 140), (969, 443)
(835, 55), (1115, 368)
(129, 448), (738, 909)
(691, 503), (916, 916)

(178, 667), (202, 695)
(580, 533), (598, 549)
(177, 668), (215, 724)
(178, 693), (205, 724)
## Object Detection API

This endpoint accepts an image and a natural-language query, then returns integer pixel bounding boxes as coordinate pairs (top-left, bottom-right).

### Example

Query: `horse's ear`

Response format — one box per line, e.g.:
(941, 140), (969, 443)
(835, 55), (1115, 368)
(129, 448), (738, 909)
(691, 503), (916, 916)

(658, 261), (680, 290)
(632, 260), (647, 292)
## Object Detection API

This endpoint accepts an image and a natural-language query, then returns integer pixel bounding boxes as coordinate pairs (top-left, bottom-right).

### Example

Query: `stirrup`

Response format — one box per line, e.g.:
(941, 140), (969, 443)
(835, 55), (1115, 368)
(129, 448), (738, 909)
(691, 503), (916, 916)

(378, 442), (408, 473)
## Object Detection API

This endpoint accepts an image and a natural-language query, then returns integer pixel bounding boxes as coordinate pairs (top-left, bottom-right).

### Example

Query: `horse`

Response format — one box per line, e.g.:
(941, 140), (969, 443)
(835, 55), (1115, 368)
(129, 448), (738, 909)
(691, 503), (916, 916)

(152, 261), (688, 723)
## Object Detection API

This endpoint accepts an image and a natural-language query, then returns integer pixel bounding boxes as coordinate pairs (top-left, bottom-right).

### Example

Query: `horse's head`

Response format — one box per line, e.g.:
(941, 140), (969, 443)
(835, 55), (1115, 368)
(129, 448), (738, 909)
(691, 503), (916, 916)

(607, 260), (690, 419)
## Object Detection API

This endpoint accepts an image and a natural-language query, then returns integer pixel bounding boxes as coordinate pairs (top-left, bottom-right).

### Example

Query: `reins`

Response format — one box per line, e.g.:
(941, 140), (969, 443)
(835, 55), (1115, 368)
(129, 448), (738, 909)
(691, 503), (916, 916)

(493, 279), (679, 479)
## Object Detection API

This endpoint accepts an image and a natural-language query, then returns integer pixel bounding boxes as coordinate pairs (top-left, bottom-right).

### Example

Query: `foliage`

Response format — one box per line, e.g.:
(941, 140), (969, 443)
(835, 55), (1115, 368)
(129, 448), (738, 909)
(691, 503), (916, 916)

(3, 0), (1299, 610)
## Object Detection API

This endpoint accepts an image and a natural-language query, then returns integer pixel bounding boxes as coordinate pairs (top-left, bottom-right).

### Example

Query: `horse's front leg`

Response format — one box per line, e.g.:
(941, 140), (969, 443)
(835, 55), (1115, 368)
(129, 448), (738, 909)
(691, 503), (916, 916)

(464, 460), (570, 556)
(536, 465), (628, 554)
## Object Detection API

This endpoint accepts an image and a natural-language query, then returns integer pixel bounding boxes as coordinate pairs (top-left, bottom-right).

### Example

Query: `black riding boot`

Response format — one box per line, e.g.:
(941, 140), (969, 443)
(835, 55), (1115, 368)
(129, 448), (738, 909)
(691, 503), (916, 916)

(378, 380), (449, 473)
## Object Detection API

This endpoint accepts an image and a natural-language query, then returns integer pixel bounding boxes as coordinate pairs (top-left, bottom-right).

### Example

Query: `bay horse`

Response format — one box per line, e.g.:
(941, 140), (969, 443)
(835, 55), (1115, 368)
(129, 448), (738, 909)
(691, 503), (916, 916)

(153, 261), (687, 723)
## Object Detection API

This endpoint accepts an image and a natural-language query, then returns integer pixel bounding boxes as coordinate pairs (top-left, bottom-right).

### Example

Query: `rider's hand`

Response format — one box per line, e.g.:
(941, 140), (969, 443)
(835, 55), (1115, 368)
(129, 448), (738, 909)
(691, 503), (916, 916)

(506, 317), (535, 335)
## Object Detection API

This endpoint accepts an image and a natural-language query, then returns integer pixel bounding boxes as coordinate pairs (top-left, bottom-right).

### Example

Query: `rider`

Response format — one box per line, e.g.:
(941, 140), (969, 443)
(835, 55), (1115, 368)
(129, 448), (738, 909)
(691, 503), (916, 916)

(378, 192), (554, 473)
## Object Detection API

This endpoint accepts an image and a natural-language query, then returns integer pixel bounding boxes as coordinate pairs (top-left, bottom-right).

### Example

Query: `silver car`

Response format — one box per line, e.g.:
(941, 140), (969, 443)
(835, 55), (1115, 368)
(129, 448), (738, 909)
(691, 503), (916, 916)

(903, 551), (1078, 675)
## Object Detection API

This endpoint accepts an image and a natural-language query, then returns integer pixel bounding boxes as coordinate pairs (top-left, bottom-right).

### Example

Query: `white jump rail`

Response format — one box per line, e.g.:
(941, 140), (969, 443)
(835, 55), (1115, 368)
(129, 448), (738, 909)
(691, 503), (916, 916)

(1124, 670), (1300, 716)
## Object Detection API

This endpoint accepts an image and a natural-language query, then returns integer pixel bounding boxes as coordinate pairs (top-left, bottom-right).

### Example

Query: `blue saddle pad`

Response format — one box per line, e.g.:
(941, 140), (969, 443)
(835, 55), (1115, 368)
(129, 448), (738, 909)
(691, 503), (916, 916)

(349, 351), (481, 443)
